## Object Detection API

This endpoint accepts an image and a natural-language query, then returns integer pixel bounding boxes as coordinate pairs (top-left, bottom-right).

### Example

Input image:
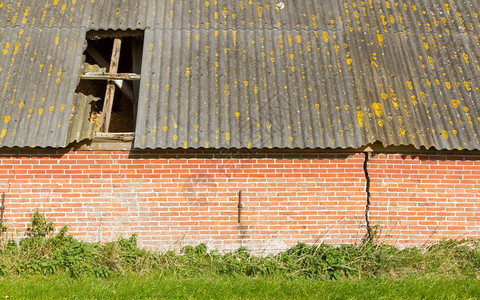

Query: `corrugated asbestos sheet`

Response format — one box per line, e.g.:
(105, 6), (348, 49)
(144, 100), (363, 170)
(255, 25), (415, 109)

(135, 0), (480, 150)
(136, 28), (362, 149)
(0, 26), (93, 148)
(1, 0), (480, 150)
(0, 0), (153, 30)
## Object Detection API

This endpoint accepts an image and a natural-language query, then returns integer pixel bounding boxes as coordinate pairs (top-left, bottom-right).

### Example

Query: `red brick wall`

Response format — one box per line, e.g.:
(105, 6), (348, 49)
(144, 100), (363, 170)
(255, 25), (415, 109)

(368, 152), (480, 247)
(0, 148), (479, 252)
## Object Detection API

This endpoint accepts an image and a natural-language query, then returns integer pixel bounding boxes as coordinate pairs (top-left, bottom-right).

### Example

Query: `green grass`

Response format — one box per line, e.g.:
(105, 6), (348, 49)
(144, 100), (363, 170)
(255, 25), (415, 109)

(1, 274), (480, 299)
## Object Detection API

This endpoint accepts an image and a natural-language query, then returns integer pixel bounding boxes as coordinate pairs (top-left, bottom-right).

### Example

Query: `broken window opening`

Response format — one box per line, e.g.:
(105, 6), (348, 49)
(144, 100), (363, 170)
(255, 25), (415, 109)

(75, 30), (144, 134)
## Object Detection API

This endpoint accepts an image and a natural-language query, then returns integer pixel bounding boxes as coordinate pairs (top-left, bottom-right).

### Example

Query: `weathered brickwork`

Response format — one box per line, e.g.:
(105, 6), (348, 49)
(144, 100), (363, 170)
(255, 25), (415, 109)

(0, 148), (479, 252)
(368, 153), (480, 247)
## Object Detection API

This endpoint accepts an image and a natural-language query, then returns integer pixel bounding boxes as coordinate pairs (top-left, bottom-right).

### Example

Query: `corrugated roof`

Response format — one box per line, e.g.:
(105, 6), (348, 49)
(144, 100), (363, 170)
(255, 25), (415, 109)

(0, 0), (152, 30)
(1, 0), (480, 150)
(349, 31), (480, 150)
(2, 0), (479, 33)
(135, 28), (363, 149)
(0, 26), (91, 148)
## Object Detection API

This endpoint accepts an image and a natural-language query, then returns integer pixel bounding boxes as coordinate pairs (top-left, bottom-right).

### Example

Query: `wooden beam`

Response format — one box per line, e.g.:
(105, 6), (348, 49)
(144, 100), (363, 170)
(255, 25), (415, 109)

(85, 46), (135, 102)
(81, 73), (140, 81)
(99, 38), (122, 133)
(111, 79), (134, 102)
(86, 29), (144, 40)
(86, 47), (109, 69)
(94, 132), (135, 142)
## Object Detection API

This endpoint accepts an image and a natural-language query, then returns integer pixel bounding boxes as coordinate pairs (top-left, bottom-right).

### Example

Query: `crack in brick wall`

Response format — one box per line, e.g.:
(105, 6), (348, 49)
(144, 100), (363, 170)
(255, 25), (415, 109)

(363, 151), (373, 242)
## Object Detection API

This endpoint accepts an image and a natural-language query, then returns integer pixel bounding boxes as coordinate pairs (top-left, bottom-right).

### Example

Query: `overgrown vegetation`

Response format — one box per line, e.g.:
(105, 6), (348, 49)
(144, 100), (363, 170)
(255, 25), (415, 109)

(1, 213), (480, 281)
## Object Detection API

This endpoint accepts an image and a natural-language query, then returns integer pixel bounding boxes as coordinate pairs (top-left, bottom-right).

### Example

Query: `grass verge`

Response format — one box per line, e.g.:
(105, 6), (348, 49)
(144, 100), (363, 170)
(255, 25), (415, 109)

(1, 274), (480, 299)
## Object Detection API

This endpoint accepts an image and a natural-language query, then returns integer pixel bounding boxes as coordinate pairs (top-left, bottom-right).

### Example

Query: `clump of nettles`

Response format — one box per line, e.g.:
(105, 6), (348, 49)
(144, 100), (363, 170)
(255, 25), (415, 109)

(0, 212), (480, 279)
(25, 211), (54, 237)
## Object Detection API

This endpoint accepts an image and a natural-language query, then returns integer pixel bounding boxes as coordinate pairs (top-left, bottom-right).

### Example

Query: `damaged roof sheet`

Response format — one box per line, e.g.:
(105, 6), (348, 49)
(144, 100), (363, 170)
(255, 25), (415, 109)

(1, 0), (480, 150)
(0, 26), (95, 148)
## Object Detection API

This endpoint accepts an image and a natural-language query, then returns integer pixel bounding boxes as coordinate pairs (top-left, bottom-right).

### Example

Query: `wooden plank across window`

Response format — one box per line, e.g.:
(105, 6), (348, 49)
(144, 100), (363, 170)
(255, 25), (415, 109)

(81, 72), (141, 81)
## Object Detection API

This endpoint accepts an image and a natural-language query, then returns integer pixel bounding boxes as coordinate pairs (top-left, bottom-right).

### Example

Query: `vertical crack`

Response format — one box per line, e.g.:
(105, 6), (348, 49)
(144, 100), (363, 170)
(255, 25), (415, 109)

(363, 151), (373, 243)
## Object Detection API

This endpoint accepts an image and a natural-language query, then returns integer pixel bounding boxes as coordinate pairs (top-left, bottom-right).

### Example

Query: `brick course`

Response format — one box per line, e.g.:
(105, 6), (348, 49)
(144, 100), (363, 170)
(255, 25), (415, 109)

(368, 152), (480, 247)
(0, 148), (479, 253)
